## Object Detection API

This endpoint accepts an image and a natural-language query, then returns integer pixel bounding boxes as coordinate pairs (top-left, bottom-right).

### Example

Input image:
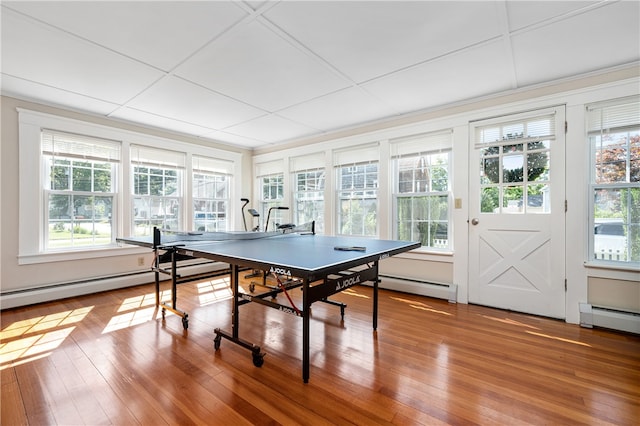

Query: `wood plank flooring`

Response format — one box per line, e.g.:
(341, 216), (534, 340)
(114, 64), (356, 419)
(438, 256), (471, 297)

(1, 276), (639, 425)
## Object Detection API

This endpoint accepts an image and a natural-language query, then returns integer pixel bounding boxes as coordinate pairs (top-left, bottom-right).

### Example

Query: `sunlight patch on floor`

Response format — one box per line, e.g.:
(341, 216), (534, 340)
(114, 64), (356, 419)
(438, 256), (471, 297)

(103, 307), (158, 333)
(197, 277), (233, 305)
(0, 307), (92, 370)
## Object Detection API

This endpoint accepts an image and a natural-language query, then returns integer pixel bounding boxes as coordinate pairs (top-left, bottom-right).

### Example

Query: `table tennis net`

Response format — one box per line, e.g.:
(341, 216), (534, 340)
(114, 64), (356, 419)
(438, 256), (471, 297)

(154, 221), (315, 245)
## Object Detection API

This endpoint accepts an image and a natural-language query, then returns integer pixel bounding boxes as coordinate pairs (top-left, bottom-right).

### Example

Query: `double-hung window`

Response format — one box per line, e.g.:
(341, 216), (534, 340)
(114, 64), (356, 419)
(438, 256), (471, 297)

(391, 131), (452, 249)
(587, 96), (640, 265)
(192, 155), (232, 232)
(131, 145), (185, 236)
(334, 144), (379, 237)
(256, 160), (285, 232)
(43, 130), (120, 250)
(291, 153), (325, 234)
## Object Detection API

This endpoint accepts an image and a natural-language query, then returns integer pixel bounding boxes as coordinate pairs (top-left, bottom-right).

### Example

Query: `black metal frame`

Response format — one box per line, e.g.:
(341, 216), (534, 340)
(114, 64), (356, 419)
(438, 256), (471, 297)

(212, 260), (380, 382)
(150, 227), (227, 330)
(119, 226), (420, 383)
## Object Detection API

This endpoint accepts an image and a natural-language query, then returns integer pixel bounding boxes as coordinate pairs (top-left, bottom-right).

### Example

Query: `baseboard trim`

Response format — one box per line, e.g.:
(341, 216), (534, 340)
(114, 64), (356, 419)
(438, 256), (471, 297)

(378, 274), (457, 303)
(0, 262), (228, 310)
(579, 303), (640, 334)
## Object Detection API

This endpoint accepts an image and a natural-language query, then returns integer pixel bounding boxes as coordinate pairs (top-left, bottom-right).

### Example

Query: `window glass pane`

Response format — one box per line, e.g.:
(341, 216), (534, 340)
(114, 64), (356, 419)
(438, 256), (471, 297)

(528, 150), (550, 182)
(594, 132), (629, 183)
(51, 162), (70, 190)
(503, 154), (524, 183)
(481, 156), (500, 184)
(632, 132), (640, 182)
(164, 173), (178, 196)
(93, 165), (112, 192)
(72, 162), (92, 191)
(594, 188), (640, 262)
(503, 186), (524, 213)
(481, 187), (499, 213)
(527, 184), (549, 214)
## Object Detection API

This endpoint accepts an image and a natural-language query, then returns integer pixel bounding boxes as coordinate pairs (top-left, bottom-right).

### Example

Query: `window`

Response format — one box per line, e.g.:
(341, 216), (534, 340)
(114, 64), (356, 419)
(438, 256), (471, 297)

(475, 115), (554, 214)
(334, 144), (379, 237)
(43, 130), (120, 250)
(293, 170), (325, 233)
(587, 96), (640, 264)
(392, 131), (452, 249)
(131, 145), (185, 236)
(192, 155), (232, 232)
(258, 169), (285, 231)
(291, 153), (325, 234)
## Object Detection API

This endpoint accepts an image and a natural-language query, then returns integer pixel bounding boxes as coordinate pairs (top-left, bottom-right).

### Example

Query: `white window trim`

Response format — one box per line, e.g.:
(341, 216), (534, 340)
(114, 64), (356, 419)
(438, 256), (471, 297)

(585, 96), (640, 269)
(17, 108), (242, 264)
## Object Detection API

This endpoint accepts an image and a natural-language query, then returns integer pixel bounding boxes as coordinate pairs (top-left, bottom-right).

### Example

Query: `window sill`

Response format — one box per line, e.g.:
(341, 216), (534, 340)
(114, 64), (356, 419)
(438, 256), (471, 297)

(396, 248), (454, 263)
(584, 261), (640, 281)
(18, 245), (148, 265)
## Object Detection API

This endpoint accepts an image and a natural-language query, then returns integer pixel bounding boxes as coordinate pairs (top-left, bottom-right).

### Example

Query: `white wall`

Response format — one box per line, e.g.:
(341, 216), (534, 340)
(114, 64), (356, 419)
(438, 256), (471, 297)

(2, 68), (639, 322)
(0, 96), (253, 307)
(252, 68), (640, 324)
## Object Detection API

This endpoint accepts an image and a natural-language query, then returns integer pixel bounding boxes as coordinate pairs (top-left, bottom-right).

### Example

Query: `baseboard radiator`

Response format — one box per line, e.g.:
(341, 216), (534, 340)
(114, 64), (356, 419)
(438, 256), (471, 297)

(377, 274), (457, 303)
(579, 303), (640, 334)
(0, 261), (228, 310)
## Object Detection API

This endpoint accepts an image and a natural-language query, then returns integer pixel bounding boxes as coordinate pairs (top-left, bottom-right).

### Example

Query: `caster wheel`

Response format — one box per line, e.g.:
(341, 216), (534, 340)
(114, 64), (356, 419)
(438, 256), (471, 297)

(182, 317), (188, 330)
(214, 336), (221, 350)
(161, 308), (166, 319)
(252, 354), (264, 367)
(249, 283), (255, 293)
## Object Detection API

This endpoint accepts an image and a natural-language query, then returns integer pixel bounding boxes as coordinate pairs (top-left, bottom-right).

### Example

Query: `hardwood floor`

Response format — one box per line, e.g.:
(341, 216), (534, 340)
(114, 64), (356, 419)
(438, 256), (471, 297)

(1, 276), (639, 425)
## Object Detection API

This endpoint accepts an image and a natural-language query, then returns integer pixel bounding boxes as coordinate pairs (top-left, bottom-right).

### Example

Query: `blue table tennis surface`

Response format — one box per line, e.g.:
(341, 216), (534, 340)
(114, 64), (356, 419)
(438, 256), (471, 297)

(119, 232), (419, 273)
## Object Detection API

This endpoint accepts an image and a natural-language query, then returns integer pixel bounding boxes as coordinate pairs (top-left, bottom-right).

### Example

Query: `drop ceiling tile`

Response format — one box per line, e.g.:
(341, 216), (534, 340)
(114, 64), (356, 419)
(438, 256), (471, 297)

(264, 1), (503, 83)
(224, 114), (318, 144)
(278, 86), (399, 131)
(505, 1), (598, 31)
(0, 74), (119, 115)
(363, 40), (514, 114)
(511, 1), (640, 86)
(127, 76), (267, 129)
(3, 1), (248, 71)
(110, 106), (216, 138)
(174, 19), (350, 112)
(200, 129), (265, 149)
(1, 8), (164, 104)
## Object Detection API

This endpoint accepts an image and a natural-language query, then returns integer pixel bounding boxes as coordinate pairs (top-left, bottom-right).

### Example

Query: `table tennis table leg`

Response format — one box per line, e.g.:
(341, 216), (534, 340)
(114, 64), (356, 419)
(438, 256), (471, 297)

(231, 263), (239, 339)
(214, 263), (266, 368)
(156, 248), (189, 330)
(373, 260), (379, 331)
(154, 248), (160, 307)
(303, 278), (310, 383)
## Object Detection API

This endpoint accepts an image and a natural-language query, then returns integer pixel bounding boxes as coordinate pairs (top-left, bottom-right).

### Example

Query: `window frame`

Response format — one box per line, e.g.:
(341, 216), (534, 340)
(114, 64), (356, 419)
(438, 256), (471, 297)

(130, 145), (185, 237)
(18, 109), (242, 264)
(192, 155), (232, 233)
(258, 172), (285, 232)
(587, 96), (640, 267)
(335, 162), (379, 237)
(391, 133), (453, 251)
(43, 137), (120, 251)
(292, 168), (326, 234)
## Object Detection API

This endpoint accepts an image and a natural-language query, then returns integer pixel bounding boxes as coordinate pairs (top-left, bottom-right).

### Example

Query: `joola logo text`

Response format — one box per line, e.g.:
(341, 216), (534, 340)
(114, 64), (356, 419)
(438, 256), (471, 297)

(270, 266), (291, 276)
(335, 275), (361, 291)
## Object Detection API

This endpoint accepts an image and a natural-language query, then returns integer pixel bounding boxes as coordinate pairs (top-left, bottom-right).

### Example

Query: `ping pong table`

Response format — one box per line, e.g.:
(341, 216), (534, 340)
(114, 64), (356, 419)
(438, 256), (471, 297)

(118, 226), (420, 382)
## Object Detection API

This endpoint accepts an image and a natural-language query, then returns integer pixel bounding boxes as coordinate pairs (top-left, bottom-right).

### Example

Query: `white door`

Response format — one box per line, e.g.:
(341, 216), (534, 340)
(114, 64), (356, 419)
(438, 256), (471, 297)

(468, 106), (566, 319)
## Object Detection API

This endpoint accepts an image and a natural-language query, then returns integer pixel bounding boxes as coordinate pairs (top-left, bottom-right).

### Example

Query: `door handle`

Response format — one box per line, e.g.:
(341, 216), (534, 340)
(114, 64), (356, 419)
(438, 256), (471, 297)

(470, 218), (479, 225)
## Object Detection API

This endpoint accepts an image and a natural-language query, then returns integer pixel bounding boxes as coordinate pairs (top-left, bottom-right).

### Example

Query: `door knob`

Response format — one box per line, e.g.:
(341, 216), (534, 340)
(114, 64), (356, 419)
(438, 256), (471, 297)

(470, 218), (479, 225)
